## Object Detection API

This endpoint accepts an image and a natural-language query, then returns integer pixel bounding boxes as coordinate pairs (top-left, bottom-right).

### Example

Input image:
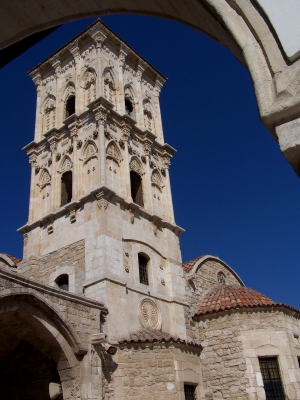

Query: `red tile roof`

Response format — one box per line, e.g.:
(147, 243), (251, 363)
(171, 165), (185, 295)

(182, 255), (206, 272)
(195, 285), (276, 316)
(2, 253), (21, 266)
(118, 329), (201, 348)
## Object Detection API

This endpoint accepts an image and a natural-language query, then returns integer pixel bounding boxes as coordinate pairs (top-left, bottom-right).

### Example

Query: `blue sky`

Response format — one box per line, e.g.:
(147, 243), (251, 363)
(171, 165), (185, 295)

(1, 15), (300, 308)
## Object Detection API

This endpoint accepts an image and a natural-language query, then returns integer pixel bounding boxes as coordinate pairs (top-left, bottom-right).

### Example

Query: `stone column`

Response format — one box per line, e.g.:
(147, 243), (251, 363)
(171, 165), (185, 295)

(28, 153), (38, 222)
(32, 73), (42, 142)
(91, 29), (107, 98)
(162, 155), (175, 223)
(153, 77), (165, 144)
(68, 41), (80, 114)
(121, 123), (132, 201)
(94, 103), (110, 186)
(69, 121), (80, 200)
(143, 138), (154, 214)
(52, 56), (61, 129)
(117, 44), (129, 115)
(136, 61), (146, 130)
(48, 138), (60, 212)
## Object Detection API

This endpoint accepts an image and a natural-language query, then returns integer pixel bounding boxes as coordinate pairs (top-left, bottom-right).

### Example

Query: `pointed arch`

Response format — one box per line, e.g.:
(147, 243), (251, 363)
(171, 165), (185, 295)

(60, 155), (72, 173)
(42, 94), (56, 132)
(106, 140), (122, 165)
(39, 168), (51, 190)
(151, 169), (163, 191)
(82, 140), (98, 164)
(63, 82), (76, 118)
(82, 67), (96, 105)
(129, 156), (143, 175)
(103, 66), (116, 105)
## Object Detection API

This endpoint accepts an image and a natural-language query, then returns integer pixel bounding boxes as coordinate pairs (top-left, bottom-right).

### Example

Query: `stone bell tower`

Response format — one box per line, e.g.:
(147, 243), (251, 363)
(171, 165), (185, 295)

(18, 19), (186, 341)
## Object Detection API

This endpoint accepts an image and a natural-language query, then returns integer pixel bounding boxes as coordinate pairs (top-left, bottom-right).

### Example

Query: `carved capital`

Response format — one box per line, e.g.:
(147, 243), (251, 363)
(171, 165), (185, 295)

(91, 29), (107, 48)
(122, 124), (131, 141)
(137, 61), (146, 82)
(163, 156), (171, 169)
(93, 104), (109, 123)
(68, 40), (80, 61)
(48, 139), (58, 154)
(32, 72), (42, 88)
(143, 139), (152, 156)
(154, 76), (165, 95)
(94, 191), (109, 210)
(119, 43), (129, 67)
(51, 56), (61, 75)
(69, 122), (79, 139)
(29, 154), (37, 166)
(23, 233), (28, 246)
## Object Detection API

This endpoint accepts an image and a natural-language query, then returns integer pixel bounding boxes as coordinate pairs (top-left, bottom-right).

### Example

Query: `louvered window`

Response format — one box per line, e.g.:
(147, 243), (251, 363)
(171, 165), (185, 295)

(259, 358), (285, 400)
(130, 171), (144, 207)
(61, 171), (72, 206)
(138, 254), (149, 286)
(184, 385), (196, 400)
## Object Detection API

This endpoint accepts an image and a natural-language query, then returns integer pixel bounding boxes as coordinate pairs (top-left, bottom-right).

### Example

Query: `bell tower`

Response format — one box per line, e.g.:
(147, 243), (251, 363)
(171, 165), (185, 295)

(18, 19), (186, 341)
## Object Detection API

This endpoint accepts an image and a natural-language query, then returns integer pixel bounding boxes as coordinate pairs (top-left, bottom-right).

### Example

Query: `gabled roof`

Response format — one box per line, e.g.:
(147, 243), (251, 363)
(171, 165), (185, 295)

(194, 285), (276, 317)
(118, 329), (201, 348)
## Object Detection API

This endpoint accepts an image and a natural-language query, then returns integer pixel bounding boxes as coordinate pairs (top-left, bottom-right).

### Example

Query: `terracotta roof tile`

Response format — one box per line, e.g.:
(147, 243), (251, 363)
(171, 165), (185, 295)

(182, 255), (206, 272)
(195, 285), (276, 316)
(118, 329), (201, 348)
(2, 254), (21, 266)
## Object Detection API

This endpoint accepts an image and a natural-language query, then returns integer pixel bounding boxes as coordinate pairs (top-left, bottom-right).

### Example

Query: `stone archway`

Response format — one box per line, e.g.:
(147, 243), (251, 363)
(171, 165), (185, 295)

(0, 294), (81, 400)
(0, 1), (300, 172)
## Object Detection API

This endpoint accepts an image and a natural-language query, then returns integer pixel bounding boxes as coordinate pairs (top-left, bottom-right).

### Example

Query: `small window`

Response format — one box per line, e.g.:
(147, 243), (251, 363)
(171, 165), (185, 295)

(298, 357), (300, 369)
(125, 97), (133, 116)
(61, 171), (72, 206)
(56, 274), (69, 291)
(130, 171), (144, 207)
(217, 272), (226, 285)
(184, 385), (197, 400)
(259, 357), (285, 400)
(138, 254), (149, 286)
(66, 96), (75, 118)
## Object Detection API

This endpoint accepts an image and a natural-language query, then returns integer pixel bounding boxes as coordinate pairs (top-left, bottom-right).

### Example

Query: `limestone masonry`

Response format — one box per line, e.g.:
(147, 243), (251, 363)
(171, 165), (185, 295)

(1, 19), (300, 400)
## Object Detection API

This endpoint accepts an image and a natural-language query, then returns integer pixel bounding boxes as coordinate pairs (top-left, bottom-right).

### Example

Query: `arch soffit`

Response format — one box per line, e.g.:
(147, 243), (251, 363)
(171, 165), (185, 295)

(0, 253), (15, 267)
(0, 291), (86, 355)
(186, 255), (245, 286)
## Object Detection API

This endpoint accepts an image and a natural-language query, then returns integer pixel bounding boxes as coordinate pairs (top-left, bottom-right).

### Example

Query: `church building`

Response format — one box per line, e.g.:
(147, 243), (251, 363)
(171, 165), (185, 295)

(1, 19), (300, 400)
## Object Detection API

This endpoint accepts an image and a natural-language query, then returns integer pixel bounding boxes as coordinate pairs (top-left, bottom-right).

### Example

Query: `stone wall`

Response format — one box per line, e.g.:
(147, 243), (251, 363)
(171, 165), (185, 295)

(197, 309), (300, 400)
(112, 343), (203, 400)
(19, 239), (85, 295)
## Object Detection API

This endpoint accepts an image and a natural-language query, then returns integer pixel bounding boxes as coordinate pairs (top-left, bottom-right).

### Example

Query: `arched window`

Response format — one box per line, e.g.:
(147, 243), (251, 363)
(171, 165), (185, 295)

(65, 95), (75, 118)
(130, 171), (143, 207)
(217, 271), (226, 285)
(55, 274), (69, 291)
(125, 97), (133, 116)
(138, 254), (149, 286)
(61, 171), (72, 206)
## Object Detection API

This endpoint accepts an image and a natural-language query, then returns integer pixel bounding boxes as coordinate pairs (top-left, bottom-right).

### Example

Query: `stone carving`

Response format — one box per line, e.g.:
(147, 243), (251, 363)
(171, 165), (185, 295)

(139, 298), (161, 330)
(106, 142), (121, 164)
(70, 209), (76, 224)
(23, 233), (28, 246)
(29, 154), (37, 166)
(95, 191), (108, 211)
(129, 158), (142, 175)
(103, 69), (115, 104)
(39, 169), (51, 189)
(83, 141), (98, 164)
(84, 69), (96, 105)
(77, 140), (82, 149)
(151, 170), (163, 191)
(56, 152), (61, 162)
(60, 156), (72, 173)
(124, 252), (130, 273)
(43, 95), (56, 132)
(217, 272), (226, 285)
(93, 104), (109, 123)
(65, 83), (75, 100)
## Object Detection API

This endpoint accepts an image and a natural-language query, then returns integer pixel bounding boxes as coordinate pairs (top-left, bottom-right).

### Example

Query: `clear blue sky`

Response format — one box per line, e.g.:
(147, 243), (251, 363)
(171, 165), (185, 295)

(1, 15), (300, 308)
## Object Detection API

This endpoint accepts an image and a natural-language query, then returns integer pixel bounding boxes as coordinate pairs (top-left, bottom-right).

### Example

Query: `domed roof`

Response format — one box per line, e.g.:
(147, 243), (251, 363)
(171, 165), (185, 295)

(195, 285), (276, 316)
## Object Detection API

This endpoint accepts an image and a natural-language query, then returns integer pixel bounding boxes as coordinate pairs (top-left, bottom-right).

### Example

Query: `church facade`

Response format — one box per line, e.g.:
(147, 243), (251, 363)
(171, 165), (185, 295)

(1, 19), (300, 400)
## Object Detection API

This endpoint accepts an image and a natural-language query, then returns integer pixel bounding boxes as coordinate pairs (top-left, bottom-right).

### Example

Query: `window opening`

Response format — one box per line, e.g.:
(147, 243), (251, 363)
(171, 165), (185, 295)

(130, 171), (144, 207)
(217, 272), (226, 285)
(259, 358), (285, 400)
(56, 274), (69, 291)
(298, 358), (300, 369)
(184, 385), (197, 400)
(138, 254), (149, 286)
(61, 171), (72, 206)
(66, 96), (75, 118)
(125, 97), (133, 116)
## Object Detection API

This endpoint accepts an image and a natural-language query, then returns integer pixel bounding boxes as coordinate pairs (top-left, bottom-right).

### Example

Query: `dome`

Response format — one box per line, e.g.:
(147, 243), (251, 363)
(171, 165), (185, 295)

(195, 285), (276, 316)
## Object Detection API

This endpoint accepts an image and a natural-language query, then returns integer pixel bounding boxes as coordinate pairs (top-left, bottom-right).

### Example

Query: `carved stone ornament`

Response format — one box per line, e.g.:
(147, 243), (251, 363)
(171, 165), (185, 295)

(56, 153), (61, 162)
(122, 124), (131, 140)
(94, 104), (109, 123)
(39, 169), (51, 190)
(61, 157), (72, 173)
(29, 154), (37, 166)
(44, 96), (55, 112)
(163, 156), (171, 169)
(83, 142), (97, 164)
(77, 140), (82, 149)
(127, 209), (134, 224)
(70, 209), (76, 223)
(23, 233), (28, 246)
(141, 155), (146, 164)
(143, 140), (152, 156)
(129, 158), (142, 175)
(138, 298), (162, 330)
(161, 279), (165, 286)
(119, 139), (125, 150)
(95, 191), (109, 211)
(93, 129), (98, 139)
(106, 142), (121, 164)
(151, 171), (163, 191)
